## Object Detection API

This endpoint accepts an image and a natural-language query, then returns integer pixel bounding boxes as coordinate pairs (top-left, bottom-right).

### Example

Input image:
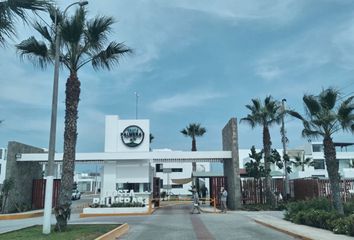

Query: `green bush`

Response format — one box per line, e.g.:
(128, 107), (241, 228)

(284, 198), (354, 236)
(344, 201), (354, 216)
(332, 215), (354, 236)
(284, 198), (332, 221)
(291, 209), (339, 230)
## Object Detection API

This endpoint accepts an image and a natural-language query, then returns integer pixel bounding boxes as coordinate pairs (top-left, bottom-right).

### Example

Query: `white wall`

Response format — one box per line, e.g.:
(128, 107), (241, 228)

(101, 160), (150, 198)
(104, 115), (150, 152)
(116, 160), (150, 183)
(0, 148), (7, 184)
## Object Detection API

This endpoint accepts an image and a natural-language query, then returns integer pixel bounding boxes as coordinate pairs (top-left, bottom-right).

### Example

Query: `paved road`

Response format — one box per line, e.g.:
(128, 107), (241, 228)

(72, 204), (297, 240)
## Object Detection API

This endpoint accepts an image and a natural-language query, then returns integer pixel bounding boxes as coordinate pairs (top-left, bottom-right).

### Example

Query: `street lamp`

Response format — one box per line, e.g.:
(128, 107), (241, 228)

(43, 1), (88, 235)
(134, 92), (139, 119)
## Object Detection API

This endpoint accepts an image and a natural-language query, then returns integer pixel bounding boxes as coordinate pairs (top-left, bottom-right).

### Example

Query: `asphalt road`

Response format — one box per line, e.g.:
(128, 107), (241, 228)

(72, 203), (297, 240)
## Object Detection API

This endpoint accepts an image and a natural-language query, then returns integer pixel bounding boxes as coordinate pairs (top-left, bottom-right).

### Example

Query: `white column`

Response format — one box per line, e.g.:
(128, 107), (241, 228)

(42, 176), (53, 234)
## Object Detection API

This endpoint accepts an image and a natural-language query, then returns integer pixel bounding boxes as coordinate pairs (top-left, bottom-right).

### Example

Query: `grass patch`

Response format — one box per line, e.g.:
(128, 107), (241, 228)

(0, 224), (119, 240)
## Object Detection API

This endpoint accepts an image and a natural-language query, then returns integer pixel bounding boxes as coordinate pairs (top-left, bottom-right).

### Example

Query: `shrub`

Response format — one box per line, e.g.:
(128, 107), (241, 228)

(332, 215), (354, 236)
(344, 201), (354, 216)
(284, 198), (332, 221)
(292, 209), (339, 230)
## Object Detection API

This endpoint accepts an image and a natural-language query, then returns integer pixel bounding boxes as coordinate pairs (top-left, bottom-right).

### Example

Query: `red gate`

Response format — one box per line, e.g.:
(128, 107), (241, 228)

(210, 177), (226, 206)
(32, 179), (61, 210)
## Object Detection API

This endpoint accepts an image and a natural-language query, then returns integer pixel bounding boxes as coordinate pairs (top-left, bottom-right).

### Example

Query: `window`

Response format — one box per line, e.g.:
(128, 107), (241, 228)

(313, 159), (325, 169)
(171, 168), (183, 172)
(312, 144), (323, 152)
(171, 184), (183, 189)
(156, 164), (163, 172)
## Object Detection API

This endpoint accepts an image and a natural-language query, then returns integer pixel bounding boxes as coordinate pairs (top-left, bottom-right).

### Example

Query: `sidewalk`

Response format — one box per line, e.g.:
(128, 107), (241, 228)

(0, 213), (81, 234)
(238, 211), (354, 240)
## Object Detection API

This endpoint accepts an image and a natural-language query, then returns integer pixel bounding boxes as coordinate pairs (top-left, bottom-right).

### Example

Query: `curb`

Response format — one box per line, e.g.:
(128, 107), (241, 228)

(254, 219), (313, 240)
(80, 208), (156, 218)
(0, 211), (43, 220)
(95, 223), (129, 240)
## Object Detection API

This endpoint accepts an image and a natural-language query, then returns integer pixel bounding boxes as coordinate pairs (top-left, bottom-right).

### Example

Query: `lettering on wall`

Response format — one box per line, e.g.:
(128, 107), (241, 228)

(121, 125), (145, 147)
(93, 190), (149, 206)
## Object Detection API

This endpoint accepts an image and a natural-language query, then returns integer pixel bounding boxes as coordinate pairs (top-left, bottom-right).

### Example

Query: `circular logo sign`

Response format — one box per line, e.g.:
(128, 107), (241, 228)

(121, 125), (145, 147)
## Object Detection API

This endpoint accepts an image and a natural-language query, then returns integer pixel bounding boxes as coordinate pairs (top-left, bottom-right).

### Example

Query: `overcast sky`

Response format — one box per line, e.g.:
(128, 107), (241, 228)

(1, 0), (354, 163)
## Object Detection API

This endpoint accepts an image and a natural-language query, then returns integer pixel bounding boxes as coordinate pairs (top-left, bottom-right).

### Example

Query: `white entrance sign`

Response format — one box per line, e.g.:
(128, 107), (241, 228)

(93, 190), (149, 206)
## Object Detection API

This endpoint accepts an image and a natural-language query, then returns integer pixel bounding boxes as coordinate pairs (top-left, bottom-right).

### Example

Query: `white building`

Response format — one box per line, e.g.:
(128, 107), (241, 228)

(0, 148), (7, 185)
(74, 172), (101, 193)
(289, 142), (354, 179)
(237, 142), (354, 180)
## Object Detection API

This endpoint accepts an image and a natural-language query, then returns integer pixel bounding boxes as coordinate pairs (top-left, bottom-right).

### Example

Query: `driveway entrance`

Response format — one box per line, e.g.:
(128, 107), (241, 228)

(115, 204), (296, 240)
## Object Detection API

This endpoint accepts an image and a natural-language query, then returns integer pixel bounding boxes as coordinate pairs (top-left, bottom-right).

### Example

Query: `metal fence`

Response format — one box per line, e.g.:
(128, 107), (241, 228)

(241, 178), (354, 204)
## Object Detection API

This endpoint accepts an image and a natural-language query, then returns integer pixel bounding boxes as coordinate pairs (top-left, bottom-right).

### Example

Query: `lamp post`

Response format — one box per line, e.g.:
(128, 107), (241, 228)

(134, 92), (139, 119)
(42, 1), (88, 234)
(281, 98), (290, 199)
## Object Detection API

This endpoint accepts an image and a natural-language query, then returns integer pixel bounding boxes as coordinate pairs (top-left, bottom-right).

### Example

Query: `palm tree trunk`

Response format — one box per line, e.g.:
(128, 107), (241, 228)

(191, 137), (197, 187)
(55, 72), (81, 231)
(263, 126), (274, 206)
(323, 136), (344, 215)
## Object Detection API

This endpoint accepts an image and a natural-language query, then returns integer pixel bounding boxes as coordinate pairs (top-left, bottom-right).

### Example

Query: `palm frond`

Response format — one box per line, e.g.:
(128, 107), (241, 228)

(0, 0), (49, 46)
(85, 15), (114, 50)
(91, 41), (132, 70)
(301, 128), (322, 139)
(240, 117), (256, 128)
(0, 14), (15, 45)
(6, 0), (49, 20)
(251, 99), (261, 112)
(61, 7), (85, 44)
(319, 88), (338, 110)
(303, 95), (321, 116)
(287, 110), (305, 121)
(337, 95), (354, 132)
(33, 22), (53, 44)
(16, 36), (51, 68)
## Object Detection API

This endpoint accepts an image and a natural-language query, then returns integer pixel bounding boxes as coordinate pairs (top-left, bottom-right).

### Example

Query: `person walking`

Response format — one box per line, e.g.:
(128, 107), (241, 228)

(220, 187), (228, 213)
(191, 187), (201, 214)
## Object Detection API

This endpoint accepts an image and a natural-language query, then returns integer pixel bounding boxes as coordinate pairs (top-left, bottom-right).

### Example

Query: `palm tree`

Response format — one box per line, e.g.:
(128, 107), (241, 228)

(17, 7), (131, 230)
(291, 154), (313, 171)
(240, 96), (282, 205)
(288, 88), (354, 214)
(0, 0), (48, 46)
(181, 123), (206, 172)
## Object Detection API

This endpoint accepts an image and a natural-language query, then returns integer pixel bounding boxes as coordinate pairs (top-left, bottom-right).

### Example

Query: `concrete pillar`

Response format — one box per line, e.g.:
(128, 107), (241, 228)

(222, 118), (241, 210)
(4, 141), (44, 213)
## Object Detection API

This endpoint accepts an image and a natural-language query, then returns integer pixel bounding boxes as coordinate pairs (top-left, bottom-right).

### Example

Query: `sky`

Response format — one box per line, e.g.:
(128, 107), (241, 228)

(1, 0), (354, 172)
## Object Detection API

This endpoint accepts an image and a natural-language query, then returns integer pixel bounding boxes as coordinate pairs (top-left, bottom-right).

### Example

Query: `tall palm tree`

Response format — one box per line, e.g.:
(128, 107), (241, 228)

(0, 0), (48, 46)
(240, 96), (282, 205)
(17, 7), (131, 230)
(288, 88), (353, 215)
(181, 123), (206, 172)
